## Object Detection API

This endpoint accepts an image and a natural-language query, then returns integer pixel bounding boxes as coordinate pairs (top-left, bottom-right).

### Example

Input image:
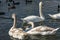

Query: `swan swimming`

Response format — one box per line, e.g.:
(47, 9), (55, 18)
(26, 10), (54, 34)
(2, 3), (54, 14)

(21, 2), (45, 22)
(48, 13), (60, 19)
(8, 13), (29, 39)
(26, 22), (60, 35)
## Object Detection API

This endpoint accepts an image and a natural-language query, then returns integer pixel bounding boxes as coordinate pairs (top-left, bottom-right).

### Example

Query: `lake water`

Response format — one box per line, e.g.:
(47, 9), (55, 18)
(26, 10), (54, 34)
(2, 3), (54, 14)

(0, 0), (60, 40)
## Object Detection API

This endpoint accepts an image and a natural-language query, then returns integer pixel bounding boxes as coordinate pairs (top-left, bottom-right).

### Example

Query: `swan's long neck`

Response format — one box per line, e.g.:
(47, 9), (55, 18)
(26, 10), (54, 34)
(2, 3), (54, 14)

(29, 22), (34, 28)
(12, 16), (16, 28)
(31, 22), (34, 28)
(39, 2), (43, 17)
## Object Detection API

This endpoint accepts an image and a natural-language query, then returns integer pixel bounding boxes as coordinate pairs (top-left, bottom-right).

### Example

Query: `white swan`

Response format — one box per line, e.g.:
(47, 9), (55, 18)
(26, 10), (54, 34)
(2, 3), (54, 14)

(21, 2), (45, 22)
(26, 22), (60, 35)
(8, 14), (29, 39)
(48, 13), (60, 19)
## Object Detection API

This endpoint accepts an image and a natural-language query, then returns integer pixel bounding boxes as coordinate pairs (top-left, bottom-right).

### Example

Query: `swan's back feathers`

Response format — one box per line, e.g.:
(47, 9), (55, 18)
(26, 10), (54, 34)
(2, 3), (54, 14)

(9, 28), (28, 39)
(23, 15), (40, 20)
(22, 15), (44, 22)
(27, 26), (51, 33)
(27, 26), (55, 32)
(12, 29), (28, 39)
(27, 26), (57, 35)
(52, 13), (60, 18)
(48, 13), (60, 19)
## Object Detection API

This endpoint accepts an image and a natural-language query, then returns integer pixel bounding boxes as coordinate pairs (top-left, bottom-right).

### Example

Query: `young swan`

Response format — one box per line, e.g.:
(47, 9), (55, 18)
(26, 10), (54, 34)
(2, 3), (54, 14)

(8, 14), (29, 39)
(26, 22), (60, 35)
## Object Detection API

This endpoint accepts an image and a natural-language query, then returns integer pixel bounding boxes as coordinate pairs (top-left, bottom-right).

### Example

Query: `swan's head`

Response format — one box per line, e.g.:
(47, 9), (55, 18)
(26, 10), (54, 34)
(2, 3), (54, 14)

(27, 22), (33, 25)
(39, 1), (42, 6)
(12, 13), (16, 19)
(23, 21), (34, 31)
(27, 22), (34, 26)
(22, 21), (33, 30)
(27, 21), (34, 28)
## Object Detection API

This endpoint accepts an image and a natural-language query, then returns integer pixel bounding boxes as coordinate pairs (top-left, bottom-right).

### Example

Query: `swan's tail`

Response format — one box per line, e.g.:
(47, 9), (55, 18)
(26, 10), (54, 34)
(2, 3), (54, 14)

(51, 27), (60, 33)
(48, 14), (53, 17)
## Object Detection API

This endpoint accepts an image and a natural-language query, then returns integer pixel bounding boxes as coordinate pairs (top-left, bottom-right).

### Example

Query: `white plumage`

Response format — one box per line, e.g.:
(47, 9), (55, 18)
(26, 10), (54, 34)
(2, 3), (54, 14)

(21, 2), (45, 22)
(48, 13), (60, 19)
(26, 22), (60, 35)
(8, 14), (28, 39)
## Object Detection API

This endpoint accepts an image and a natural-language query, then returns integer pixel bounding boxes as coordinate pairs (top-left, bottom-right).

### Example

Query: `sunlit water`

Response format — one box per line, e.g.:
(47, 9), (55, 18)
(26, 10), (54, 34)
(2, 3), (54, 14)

(0, 0), (60, 40)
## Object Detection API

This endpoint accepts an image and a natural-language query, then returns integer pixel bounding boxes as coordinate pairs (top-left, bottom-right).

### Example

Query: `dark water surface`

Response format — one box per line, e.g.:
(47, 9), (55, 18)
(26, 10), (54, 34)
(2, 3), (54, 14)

(0, 0), (60, 40)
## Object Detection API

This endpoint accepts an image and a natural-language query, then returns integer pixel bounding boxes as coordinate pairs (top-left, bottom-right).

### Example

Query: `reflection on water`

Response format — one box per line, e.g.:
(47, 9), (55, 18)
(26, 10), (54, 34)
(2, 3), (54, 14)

(10, 35), (58, 40)
(30, 35), (56, 40)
